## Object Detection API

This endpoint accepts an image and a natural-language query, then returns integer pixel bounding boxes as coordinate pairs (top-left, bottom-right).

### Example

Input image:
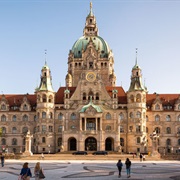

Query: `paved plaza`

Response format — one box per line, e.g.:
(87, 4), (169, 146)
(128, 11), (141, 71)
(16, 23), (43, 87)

(0, 159), (180, 180)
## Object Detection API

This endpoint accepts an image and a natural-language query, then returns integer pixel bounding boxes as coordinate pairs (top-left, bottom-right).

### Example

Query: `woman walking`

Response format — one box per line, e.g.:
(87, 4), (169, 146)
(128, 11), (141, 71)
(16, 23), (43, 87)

(34, 162), (45, 180)
(20, 162), (32, 180)
(116, 159), (123, 178)
(125, 158), (131, 178)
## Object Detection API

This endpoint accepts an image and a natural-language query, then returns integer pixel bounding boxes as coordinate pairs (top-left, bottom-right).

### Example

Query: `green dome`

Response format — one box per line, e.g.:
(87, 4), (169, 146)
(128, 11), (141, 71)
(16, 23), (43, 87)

(71, 36), (110, 58)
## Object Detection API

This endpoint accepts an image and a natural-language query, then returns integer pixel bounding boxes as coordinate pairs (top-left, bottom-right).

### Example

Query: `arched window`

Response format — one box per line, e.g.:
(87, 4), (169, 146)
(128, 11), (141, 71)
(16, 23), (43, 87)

(58, 125), (63, 132)
(136, 94), (141, 102)
(155, 127), (160, 134)
(1, 115), (6, 122)
(71, 113), (76, 120)
(166, 139), (171, 146)
(49, 112), (53, 119)
(137, 137), (141, 144)
(120, 125), (124, 132)
(34, 115), (37, 121)
(166, 127), (171, 134)
(88, 91), (94, 100)
(106, 125), (111, 131)
(58, 113), (63, 120)
(37, 95), (40, 102)
(129, 112), (133, 118)
(12, 127), (17, 134)
(166, 115), (171, 121)
(130, 95), (134, 102)
(106, 113), (111, 120)
(146, 115), (148, 121)
(119, 113), (124, 120)
(83, 93), (86, 100)
(155, 104), (160, 110)
(96, 93), (99, 100)
(42, 137), (46, 143)
(178, 104), (180, 110)
(2, 138), (6, 145)
(177, 127), (180, 134)
(58, 138), (62, 146)
(1, 104), (6, 110)
(177, 115), (180, 121)
(155, 115), (160, 121)
(42, 112), (46, 119)
(23, 104), (28, 110)
(42, 94), (47, 102)
(12, 138), (17, 145)
(12, 115), (17, 121)
(2, 127), (6, 133)
(22, 114), (28, 121)
(22, 127), (28, 134)
(136, 111), (141, 118)
(120, 138), (124, 147)
(49, 95), (53, 103)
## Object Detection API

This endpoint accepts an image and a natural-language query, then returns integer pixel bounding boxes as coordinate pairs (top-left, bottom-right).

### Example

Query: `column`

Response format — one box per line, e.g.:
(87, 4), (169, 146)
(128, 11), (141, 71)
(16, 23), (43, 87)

(85, 118), (87, 131)
(95, 118), (97, 131)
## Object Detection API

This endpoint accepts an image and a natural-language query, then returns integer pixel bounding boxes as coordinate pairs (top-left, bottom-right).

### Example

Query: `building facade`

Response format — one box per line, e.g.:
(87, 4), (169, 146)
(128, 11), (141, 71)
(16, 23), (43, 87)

(0, 3), (180, 154)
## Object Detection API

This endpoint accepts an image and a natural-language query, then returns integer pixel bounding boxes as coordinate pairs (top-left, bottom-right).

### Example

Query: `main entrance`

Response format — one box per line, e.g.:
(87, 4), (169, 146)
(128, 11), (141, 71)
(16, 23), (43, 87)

(85, 137), (97, 151)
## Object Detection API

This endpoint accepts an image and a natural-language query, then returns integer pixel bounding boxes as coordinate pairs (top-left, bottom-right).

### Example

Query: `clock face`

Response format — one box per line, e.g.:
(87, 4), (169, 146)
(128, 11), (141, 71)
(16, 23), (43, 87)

(86, 72), (96, 82)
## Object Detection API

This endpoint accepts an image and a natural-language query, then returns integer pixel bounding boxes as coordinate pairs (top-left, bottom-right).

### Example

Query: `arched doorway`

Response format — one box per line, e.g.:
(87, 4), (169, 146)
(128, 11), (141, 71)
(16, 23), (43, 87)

(105, 138), (114, 151)
(85, 137), (97, 151)
(68, 137), (77, 151)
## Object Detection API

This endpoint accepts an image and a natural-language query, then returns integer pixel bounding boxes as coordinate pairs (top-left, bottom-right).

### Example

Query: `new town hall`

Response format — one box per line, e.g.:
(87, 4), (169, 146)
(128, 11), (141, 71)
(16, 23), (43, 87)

(0, 3), (180, 154)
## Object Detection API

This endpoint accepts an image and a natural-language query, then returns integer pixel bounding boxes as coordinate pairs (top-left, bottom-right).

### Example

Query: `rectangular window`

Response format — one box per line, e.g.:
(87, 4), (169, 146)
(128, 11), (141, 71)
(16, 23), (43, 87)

(42, 125), (46, 133)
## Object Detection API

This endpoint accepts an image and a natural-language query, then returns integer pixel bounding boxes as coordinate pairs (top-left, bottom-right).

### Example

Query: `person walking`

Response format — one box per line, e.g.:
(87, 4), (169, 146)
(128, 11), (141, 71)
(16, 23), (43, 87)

(20, 162), (32, 180)
(34, 162), (45, 180)
(140, 153), (143, 161)
(1, 154), (5, 167)
(116, 159), (123, 178)
(125, 158), (131, 178)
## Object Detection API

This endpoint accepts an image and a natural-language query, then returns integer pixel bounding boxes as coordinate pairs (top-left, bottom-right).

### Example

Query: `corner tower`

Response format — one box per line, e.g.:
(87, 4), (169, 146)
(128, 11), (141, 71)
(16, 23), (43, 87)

(127, 50), (147, 154)
(66, 2), (115, 87)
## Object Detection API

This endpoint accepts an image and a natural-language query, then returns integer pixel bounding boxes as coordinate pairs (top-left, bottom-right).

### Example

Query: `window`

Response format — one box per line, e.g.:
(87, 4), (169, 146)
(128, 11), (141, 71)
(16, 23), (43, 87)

(12, 138), (17, 145)
(1, 104), (6, 110)
(58, 113), (63, 120)
(83, 93), (86, 100)
(22, 114), (28, 121)
(120, 126), (124, 132)
(166, 127), (171, 134)
(42, 137), (46, 143)
(22, 127), (28, 134)
(12, 127), (17, 134)
(49, 126), (53, 132)
(119, 113), (124, 120)
(137, 137), (141, 144)
(136, 111), (141, 118)
(146, 116), (148, 122)
(177, 115), (180, 121)
(96, 93), (99, 100)
(129, 112), (133, 118)
(34, 115), (37, 121)
(177, 127), (180, 134)
(49, 95), (53, 103)
(136, 126), (141, 133)
(49, 112), (53, 119)
(1, 115), (6, 122)
(42, 94), (47, 102)
(136, 94), (141, 102)
(71, 125), (76, 129)
(42, 125), (46, 133)
(23, 104), (28, 110)
(155, 104), (160, 110)
(12, 115), (17, 121)
(1, 138), (6, 145)
(178, 139), (180, 146)
(58, 125), (63, 132)
(58, 138), (62, 146)
(155, 127), (160, 134)
(2, 127), (6, 133)
(42, 112), (46, 119)
(106, 125), (111, 131)
(129, 126), (133, 132)
(166, 139), (171, 146)
(120, 138), (124, 147)
(155, 115), (160, 122)
(71, 113), (76, 120)
(130, 95), (134, 102)
(166, 115), (171, 121)
(106, 113), (111, 120)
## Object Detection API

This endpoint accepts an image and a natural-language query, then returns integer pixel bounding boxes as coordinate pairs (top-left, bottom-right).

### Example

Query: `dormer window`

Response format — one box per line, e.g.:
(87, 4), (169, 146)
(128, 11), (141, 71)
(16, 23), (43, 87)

(1, 104), (6, 110)
(155, 104), (160, 110)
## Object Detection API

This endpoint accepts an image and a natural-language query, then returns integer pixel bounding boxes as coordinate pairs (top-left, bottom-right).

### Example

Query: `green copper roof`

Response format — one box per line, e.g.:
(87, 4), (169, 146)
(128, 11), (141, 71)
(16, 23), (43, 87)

(71, 36), (110, 58)
(79, 98), (102, 113)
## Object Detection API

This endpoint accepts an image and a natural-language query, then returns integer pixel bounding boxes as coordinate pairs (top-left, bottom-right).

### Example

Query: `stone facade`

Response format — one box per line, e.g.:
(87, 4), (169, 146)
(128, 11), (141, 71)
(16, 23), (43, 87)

(0, 3), (180, 155)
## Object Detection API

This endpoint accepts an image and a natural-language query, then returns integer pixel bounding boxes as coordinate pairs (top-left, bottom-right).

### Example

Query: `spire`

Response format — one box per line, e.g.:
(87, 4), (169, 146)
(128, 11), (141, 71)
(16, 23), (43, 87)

(83, 2), (98, 36)
(45, 49), (47, 65)
(135, 48), (138, 66)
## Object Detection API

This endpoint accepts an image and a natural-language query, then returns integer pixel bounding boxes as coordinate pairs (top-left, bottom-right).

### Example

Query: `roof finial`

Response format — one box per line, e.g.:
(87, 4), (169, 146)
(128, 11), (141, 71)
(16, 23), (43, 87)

(90, 2), (92, 10)
(45, 49), (47, 65)
(89, 2), (93, 16)
(135, 48), (138, 65)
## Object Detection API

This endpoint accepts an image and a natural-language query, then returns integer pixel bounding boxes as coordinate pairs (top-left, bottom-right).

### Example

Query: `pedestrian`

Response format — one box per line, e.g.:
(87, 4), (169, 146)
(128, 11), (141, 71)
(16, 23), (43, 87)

(41, 153), (44, 160)
(140, 153), (143, 161)
(125, 158), (131, 178)
(143, 154), (146, 161)
(20, 162), (32, 180)
(116, 159), (123, 178)
(34, 162), (45, 180)
(1, 154), (5, 167)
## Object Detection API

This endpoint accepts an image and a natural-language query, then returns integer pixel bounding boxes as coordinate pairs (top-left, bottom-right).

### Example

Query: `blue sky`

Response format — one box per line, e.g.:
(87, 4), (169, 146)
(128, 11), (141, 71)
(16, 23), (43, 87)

(0, 0), (180, 94)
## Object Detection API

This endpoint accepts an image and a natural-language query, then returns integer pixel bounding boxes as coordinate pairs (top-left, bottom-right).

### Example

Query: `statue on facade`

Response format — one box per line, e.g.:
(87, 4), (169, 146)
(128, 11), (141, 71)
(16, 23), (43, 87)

(23, 130), (33, 156)
(150, 130), (160, 157)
